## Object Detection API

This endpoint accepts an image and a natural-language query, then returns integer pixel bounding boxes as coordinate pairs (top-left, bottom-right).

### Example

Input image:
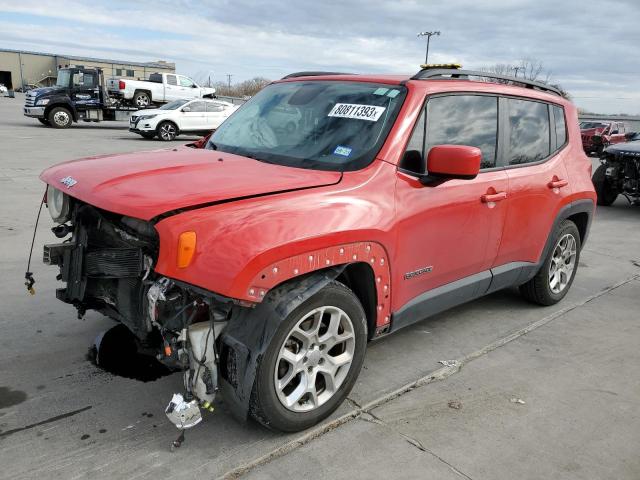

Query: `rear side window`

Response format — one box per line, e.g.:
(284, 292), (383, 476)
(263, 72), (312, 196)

(553, 105), (566, 150)
(149, 73), (163, 83)
(507, 99), (550, 165)
(425, 95), (498, 169)
(166, 75), (177, 86)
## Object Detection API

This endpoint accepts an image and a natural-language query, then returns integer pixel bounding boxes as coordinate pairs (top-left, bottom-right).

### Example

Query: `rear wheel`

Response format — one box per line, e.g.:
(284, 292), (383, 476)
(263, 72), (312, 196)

(519, 220), (581, 306)
(133, 91), (151, 108)
(38, 118), (50, 126)
(250, 281), (367, 432)
(48, 107), (72, 128)
(156, 121), (178, 141)
(592, 164), (618, 206)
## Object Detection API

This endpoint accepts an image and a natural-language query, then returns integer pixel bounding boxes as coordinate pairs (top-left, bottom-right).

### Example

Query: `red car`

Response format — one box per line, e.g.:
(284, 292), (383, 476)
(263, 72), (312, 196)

(40, 66), (596, 432)
(580, 121), (627, 155)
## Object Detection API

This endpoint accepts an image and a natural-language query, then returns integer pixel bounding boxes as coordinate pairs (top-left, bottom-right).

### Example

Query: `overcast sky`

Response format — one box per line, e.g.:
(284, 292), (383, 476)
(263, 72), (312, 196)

(1, 0), (638, 114)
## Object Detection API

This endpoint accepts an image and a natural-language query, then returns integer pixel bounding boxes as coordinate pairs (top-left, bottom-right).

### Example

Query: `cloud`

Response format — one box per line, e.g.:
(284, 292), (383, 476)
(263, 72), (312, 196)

(1, 0), (639, 113)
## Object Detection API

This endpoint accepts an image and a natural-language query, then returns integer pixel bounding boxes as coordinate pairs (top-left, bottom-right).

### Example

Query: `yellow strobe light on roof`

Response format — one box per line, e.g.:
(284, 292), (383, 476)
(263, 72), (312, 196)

(420, 63), (462, 70)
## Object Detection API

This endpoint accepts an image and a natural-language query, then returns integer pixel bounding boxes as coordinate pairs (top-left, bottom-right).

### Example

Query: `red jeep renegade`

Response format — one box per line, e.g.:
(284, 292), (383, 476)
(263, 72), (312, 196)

(40, 66), (596, 432)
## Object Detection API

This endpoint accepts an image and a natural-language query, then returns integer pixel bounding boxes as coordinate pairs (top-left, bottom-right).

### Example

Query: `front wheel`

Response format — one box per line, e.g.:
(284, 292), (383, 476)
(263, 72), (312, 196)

(48, 107), (72, 128)
(156, 121), (177, 141)
(250, 281), (367, 432)
(519, 220), (581, 306)
(592, 164), (618, 206)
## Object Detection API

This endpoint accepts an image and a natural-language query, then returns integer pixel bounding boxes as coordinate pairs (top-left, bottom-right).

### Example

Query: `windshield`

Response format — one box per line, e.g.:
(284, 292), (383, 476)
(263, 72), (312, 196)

(206, 81), (407, 171)
(56, 70), (71, 88)
(160, 99), (190, 110)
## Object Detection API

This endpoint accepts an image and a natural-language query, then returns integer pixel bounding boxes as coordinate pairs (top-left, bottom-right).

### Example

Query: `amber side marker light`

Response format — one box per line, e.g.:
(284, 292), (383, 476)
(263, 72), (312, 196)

(177, 231), (197, 268)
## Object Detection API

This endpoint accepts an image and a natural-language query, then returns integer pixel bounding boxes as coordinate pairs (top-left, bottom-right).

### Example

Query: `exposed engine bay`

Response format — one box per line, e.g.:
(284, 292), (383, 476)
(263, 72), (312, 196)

(43, 199), (234, 431)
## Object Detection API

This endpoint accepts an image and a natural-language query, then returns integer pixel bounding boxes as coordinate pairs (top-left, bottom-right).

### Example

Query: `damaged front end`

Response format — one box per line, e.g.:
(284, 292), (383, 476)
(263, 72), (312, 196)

(43, 197), (235, 429)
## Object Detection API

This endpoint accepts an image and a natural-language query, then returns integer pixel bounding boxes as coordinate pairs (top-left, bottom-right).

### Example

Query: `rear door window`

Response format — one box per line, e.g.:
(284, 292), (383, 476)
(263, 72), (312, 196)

(166, 75), (178, 86)
(506, 99), (550, 165)
(424, 95), (498, 169)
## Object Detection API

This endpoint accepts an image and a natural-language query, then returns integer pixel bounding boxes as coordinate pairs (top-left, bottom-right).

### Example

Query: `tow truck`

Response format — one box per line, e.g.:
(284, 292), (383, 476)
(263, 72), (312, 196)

(23, 66), (143, 128)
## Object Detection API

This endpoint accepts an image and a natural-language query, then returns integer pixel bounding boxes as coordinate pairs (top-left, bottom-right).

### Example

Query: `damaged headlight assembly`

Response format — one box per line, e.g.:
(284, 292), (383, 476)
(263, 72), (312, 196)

(46, 186), (71, 224)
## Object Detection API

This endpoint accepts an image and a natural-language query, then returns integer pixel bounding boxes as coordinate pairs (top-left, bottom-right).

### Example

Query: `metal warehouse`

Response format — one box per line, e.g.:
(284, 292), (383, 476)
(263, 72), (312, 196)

(0, 48), (175, 90)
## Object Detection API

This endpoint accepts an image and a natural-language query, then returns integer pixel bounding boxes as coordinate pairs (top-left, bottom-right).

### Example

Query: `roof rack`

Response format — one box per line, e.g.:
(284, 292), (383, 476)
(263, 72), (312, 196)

(411, 68), (562, 96)
(282, 71), (352, 79)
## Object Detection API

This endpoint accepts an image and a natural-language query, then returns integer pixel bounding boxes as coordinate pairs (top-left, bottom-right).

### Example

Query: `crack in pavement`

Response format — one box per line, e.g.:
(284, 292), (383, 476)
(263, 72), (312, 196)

(219, 273), (640, 479)
(0, 406), (92, 439)
(360, 412), (474, 479)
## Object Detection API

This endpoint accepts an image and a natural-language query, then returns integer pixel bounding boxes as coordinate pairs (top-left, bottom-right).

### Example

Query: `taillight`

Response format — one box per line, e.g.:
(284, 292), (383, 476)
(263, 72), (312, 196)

(118, 80), (126, 90)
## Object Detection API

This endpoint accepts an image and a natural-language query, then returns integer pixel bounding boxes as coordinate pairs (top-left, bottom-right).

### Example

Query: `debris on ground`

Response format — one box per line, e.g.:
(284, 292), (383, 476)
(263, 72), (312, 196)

(438, 360), (460, 368)
(510, 397), (526, 405)
(448, 400), (462, 410)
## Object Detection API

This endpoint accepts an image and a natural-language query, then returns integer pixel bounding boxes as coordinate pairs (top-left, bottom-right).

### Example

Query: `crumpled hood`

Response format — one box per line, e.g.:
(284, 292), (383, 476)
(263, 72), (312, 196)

(40, 148), (342, 221)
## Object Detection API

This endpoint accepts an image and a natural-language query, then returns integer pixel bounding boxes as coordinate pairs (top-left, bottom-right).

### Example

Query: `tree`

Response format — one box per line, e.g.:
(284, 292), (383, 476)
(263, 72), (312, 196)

(479, 58), (570, 99)
(212, 77), (271, 98)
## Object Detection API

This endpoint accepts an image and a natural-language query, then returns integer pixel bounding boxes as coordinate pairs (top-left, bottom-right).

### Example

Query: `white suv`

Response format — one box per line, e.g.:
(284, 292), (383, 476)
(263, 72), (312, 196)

(129, 98), (238, 141)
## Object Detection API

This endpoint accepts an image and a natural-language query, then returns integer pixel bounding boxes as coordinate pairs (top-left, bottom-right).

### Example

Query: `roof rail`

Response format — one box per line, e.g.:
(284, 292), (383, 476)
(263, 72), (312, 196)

(411, 68), (562, 96)
(282, 71), (352, 79)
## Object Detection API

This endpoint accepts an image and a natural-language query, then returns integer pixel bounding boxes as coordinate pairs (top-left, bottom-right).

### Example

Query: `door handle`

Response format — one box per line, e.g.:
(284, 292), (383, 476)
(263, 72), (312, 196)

(481, 191), (507, 203)
(548, 179), (568, 189)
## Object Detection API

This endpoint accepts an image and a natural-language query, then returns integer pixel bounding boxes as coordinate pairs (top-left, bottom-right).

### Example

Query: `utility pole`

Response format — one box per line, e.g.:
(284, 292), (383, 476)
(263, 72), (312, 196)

(226, 74), (233, 91)
(417, 31), (440, 64)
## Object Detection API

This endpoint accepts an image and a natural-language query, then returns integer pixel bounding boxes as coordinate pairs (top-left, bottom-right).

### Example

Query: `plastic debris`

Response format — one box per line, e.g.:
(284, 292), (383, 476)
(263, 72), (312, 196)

(448, 400), (462, 410)
(510, 397), (526, 405)
(438, 360), (460, 368)
(165, 393), (202, 430)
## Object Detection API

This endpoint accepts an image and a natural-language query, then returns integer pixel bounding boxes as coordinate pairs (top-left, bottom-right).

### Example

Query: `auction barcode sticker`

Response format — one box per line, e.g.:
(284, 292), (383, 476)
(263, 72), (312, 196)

(328, 103), (386, 122)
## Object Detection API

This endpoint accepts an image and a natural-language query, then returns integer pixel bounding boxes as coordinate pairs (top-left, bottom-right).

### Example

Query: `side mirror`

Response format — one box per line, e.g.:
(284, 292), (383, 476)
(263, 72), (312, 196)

(426, 145), (481, 181)
(182, 106), (191, 112)
(192, 84), (198, 88)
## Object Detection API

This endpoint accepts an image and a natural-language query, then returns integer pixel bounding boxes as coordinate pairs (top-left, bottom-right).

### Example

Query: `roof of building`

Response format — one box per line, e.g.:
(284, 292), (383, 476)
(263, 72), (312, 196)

(0, 48), (175, 69)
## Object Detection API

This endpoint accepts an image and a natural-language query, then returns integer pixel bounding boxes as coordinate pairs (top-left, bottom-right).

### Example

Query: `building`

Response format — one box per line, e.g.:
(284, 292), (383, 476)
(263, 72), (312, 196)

(0, 48), (175, 90)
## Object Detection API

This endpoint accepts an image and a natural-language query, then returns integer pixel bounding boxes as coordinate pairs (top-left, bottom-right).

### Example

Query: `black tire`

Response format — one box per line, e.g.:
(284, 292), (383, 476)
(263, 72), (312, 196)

(133, 91), (151, 108)
(250, 281), (367, 432)
(519, 220), (581, 306)
(47, 107), (72, 129)
(139, 132), (155, 139)
(38, 118), (50, 126)
(592, 164), (618, 206)
(156, 121), (178, 141)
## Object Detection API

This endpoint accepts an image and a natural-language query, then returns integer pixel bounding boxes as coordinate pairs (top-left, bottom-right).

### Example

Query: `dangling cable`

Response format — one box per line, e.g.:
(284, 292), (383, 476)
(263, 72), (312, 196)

(25, 188), (46, 295)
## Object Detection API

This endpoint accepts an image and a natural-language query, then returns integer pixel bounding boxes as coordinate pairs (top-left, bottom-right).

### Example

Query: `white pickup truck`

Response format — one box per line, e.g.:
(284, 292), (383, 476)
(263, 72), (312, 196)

(106, 72), (216, 108)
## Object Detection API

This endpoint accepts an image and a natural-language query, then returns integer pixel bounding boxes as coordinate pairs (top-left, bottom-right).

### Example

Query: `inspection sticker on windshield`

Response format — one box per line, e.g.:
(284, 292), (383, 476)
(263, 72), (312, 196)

(333, 145), (352, 157)
(328, 103), (386, 122)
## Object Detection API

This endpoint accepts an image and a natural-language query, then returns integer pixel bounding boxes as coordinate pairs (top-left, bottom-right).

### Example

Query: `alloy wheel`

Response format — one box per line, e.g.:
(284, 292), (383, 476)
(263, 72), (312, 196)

(274, 306), (355, 412)
(548, 233), (577, 294)
(159, 123), (176, 140)
(136, 95), (150, 107)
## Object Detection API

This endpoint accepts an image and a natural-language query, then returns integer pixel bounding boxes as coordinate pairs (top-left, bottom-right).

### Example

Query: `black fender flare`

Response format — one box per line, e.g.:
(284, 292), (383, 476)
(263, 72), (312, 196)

(519, 199), (595, 285)
(218, 266), (345, 422)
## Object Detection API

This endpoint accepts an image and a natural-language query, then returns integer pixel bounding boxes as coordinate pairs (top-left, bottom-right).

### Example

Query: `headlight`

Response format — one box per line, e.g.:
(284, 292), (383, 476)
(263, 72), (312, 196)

(139, 114), (157, 120)
(36, 98), (50, 106)
(46, 186), (71, 223)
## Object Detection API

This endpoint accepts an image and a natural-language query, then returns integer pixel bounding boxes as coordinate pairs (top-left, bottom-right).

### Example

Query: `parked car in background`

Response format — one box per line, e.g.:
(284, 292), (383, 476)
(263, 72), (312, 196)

(107, 72), (216, 108)
(580, 121), (627, 155)
(592, 131), (640, 206)
(129, 98), (238, 141)
(39, 66), (595, 434)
